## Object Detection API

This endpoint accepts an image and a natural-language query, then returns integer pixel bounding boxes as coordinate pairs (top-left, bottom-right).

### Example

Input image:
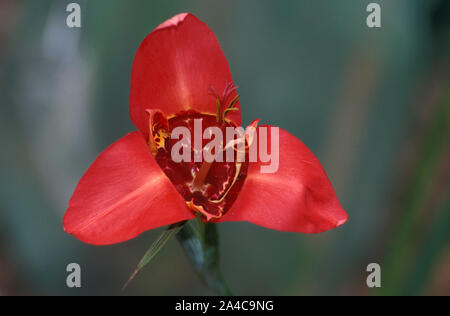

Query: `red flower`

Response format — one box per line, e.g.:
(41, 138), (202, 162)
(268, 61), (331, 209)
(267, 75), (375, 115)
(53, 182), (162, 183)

(63, 13), (348, 245)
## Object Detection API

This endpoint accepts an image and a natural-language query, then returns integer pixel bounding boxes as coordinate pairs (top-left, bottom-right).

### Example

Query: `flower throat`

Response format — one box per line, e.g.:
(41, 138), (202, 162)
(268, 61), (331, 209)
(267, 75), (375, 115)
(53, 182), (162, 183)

(147, 85), (248, 220)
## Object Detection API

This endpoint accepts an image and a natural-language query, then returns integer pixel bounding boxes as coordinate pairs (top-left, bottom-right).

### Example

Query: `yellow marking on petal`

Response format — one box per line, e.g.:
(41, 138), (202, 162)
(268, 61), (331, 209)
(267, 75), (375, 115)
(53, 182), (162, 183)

(210, 163), (242, 204)
(186, 200), (222, 221)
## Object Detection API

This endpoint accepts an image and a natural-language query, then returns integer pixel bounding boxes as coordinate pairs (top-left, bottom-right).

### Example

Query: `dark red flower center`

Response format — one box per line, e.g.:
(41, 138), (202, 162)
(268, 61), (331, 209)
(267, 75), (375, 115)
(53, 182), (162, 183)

(149, 111), (248, 221)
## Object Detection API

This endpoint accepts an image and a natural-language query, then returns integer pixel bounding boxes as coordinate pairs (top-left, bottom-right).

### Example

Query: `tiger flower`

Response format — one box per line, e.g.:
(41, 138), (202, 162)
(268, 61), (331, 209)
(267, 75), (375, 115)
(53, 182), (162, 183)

(63, 13), (348, 245)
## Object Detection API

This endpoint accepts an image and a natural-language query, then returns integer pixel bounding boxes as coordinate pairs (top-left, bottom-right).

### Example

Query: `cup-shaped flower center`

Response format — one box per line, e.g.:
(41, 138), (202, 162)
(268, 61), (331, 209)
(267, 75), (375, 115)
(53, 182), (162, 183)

(150, 111), (248, 220)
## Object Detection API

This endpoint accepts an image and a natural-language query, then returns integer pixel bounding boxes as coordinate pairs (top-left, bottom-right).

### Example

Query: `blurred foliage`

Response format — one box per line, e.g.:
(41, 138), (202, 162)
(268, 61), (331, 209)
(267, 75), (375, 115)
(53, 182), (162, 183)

(0, 0), (449, 295)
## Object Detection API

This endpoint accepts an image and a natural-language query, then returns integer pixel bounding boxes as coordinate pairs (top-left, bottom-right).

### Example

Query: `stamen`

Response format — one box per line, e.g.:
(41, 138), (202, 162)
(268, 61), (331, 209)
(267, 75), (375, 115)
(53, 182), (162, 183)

(226, 94), (240, 110)
(221, 82), (238, 106)
(209, 83), (240, 125)
(221, 94), (240, 123)
(216, 99), (221, 123)
(145, 109), (169, 156)
(208, 86), (220, 100)
(222, 107), (239, 123)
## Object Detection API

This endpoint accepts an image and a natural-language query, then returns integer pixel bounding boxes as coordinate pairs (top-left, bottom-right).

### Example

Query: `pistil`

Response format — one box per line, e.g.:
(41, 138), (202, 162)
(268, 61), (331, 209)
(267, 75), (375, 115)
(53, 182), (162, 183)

(193, 161), (213, 189)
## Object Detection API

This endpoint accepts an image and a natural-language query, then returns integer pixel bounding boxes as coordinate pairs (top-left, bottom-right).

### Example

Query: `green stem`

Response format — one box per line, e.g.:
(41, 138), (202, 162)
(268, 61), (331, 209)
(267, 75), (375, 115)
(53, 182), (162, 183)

(177, 220), (233, 296)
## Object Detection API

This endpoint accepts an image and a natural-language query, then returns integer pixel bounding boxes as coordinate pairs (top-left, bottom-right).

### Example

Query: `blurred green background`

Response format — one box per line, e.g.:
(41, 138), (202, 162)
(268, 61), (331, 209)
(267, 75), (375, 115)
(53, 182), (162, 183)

(0, 0), (449, 296)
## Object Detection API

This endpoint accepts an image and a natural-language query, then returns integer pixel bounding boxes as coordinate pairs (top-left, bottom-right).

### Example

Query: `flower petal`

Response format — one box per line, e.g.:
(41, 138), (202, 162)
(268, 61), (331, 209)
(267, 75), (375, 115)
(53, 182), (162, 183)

(130, 13), (241, 138)
(63, 131), (195, 245)
(221, 126), (348, 233)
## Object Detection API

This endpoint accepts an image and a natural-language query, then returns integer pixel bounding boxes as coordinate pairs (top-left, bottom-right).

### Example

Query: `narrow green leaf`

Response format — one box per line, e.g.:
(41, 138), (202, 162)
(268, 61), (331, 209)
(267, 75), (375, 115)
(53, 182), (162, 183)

(177, 220), (233, 296)
(122, 222), (185, 290)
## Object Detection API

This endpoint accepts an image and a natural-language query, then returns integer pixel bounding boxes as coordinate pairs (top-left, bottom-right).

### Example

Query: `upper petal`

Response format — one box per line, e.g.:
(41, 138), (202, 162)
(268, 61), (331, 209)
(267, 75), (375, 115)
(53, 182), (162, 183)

(129, 13), (241, 138)
(63, 131), (195, 245)
(221, 126), (348, 233)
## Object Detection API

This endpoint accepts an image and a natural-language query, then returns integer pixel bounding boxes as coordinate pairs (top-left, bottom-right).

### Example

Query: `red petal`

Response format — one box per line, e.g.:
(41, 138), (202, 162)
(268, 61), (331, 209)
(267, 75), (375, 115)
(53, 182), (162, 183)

(221, 126), (348, 233)
(63, 132), (195, 245)
(129, 13), (241, 138)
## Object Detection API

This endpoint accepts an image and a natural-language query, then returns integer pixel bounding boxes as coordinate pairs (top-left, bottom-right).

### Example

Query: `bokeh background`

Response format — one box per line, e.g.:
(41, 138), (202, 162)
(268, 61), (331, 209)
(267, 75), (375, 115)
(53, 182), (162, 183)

(0, 0), (449, 296)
